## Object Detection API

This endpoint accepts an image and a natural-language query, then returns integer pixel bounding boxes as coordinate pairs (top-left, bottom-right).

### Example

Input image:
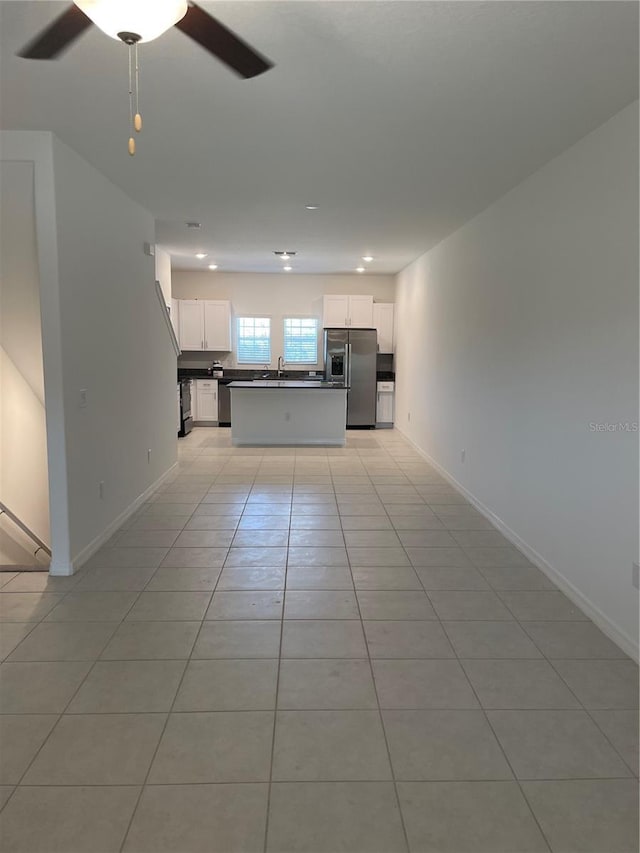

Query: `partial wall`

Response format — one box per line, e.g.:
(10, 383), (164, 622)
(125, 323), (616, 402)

(394, 102), (639, 657)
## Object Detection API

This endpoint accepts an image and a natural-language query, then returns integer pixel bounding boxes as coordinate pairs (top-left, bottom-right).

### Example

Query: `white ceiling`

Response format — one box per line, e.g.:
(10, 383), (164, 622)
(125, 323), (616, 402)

(0, 1), (637, 274)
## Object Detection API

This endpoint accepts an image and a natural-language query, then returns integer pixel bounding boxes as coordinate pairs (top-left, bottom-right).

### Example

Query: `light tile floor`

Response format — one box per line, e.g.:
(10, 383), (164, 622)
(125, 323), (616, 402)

(0, 427), (637, 852)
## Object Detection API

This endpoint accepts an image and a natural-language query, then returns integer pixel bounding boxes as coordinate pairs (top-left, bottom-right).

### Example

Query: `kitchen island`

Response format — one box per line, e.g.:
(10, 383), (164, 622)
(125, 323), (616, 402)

(228, 381), (347, 446)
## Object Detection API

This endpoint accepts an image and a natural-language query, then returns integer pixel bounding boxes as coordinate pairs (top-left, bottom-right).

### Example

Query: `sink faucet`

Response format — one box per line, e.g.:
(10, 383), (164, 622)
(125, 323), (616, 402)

(277, 356), (285, 377)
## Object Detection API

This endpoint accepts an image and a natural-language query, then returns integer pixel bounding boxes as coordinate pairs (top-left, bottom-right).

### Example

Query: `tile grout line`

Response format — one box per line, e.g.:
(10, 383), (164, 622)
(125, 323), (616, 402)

(342, 461), (413, 853)
(262, 481), (291, 853)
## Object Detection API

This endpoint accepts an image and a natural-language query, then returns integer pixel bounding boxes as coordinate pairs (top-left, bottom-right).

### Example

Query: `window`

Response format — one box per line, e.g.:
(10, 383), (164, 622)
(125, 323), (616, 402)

(283, 317), (319, 364)
(236, 317), (271, 363)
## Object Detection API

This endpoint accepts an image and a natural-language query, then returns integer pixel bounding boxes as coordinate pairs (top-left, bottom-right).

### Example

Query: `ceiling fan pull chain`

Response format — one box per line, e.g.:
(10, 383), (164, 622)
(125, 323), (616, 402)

(127, 42), (135, 155)
(134, 41), (143, 133)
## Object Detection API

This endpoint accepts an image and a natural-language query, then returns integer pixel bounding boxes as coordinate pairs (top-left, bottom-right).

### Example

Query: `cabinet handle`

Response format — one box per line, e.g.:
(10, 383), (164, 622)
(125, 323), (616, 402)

(201, 340), (204, 349)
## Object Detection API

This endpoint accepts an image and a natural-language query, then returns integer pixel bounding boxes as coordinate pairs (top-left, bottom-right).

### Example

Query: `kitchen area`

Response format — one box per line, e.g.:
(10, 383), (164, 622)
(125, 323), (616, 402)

(171, 274), (396, 446)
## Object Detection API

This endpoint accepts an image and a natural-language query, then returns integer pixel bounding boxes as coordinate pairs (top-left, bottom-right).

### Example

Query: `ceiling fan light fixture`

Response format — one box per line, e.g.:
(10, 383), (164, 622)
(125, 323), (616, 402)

(75, 0), (188, 43)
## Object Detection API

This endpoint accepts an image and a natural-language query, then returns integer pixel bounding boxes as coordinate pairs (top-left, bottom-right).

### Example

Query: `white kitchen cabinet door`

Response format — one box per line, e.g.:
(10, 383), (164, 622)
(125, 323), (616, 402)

(376, 381), (394, 425)
(373, 303), (394, 352)
(323, 294), (373, 328)
(323, 295), (349, 328)
(204, 301), (231, 351)
(179, 300), (204, 350)
(196, 379), (218, 422)
(348, 295), (374, 328)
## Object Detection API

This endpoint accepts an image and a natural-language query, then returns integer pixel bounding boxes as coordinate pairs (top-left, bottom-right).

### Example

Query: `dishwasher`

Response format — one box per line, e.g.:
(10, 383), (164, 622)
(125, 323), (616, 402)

(218, 381), (231, 426)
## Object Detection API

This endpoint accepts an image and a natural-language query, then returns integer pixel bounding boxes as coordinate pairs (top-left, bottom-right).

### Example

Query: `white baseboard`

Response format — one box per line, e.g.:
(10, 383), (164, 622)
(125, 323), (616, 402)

(49, 463), (178, 577)
(396, 426), (639, 662)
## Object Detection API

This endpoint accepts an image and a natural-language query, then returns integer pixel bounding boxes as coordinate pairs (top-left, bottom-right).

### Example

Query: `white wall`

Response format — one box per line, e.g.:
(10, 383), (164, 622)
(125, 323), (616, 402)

(172, 271), (395, 369)
(0, 161), (50, 550)
(394, 102), (639, 657)
(51, 137), (178, 564)
(0, 131), (178, 574)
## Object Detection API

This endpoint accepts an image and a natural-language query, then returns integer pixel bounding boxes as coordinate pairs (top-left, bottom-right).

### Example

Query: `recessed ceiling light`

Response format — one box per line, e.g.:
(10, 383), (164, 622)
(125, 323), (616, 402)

(305, 205), (319, 210)
(208, 264), (218, 270)
(283, 266), (292, 272)
(356, 266), (365, 273)
(362, 255), (374, 262)
(195, 252), (207, 259)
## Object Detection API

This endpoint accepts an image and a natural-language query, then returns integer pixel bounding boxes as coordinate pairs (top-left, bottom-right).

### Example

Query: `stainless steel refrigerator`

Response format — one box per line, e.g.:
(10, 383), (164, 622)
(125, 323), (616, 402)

(324, 328), (377, 427)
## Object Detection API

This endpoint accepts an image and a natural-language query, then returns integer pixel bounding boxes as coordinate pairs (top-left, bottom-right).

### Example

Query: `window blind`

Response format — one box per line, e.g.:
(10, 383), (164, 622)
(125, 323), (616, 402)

(236, 317), (271, 363)
(283, 318), (318, 364)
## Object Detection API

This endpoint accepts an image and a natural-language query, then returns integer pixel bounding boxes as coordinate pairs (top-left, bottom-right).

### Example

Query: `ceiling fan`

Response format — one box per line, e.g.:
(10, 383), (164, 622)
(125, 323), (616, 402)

(17, 1), (274, 154)
(18, 1), (273, 79)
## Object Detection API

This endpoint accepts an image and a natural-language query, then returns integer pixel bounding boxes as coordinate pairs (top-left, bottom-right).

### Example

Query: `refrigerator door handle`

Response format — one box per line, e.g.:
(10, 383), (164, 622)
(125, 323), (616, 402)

(347, 343), (352, 388)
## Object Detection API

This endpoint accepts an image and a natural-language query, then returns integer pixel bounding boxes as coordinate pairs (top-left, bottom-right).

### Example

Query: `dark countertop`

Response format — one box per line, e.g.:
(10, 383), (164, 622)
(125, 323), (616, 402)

(229, 381), (346, 390)
(178, 368), (395, 383)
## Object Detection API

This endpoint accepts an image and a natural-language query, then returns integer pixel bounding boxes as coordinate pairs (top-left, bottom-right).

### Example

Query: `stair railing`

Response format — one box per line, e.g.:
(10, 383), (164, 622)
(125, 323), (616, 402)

(154, 280), (181, 357)
(0, 501), (51, 559)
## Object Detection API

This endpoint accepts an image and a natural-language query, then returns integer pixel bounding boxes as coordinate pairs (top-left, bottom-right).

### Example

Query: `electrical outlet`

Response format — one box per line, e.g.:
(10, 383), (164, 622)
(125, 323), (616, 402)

(147, 448), (152, 463)
(79, 389), (88, 408)
(99, 481), (105, 500)
(633, 562), (639, 590)
(461, 449), (466, 463)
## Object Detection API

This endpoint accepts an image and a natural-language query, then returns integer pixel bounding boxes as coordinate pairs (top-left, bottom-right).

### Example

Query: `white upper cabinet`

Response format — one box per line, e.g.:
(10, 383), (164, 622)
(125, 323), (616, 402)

(178, 300), (231, 351)
(323, 295), (349, 327)
(203, 301), (232, 351)
(348, 295), (374, 327)
(373, 302), (394, 353)
(323, 294), (373, 328)
(179, 300), (205, 350)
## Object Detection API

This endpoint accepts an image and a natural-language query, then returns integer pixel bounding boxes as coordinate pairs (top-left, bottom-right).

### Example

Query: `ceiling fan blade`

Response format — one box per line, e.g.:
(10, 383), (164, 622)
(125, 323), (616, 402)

(175, 3), (273, 79)
(18, 4), (92, 59)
